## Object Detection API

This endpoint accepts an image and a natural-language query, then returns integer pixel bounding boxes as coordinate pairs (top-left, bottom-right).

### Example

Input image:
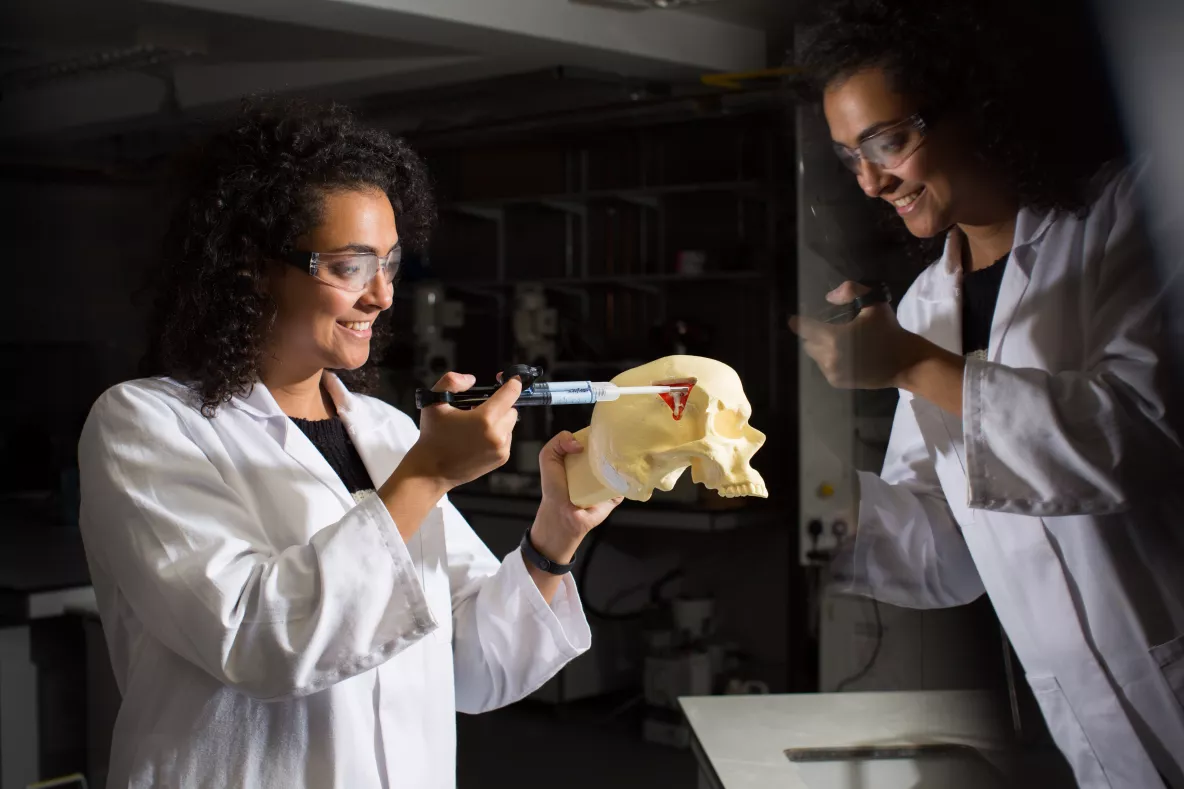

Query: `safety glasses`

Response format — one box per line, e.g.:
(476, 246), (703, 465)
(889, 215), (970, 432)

(281, 245), (402, 292)
(833, 113), (930, 174)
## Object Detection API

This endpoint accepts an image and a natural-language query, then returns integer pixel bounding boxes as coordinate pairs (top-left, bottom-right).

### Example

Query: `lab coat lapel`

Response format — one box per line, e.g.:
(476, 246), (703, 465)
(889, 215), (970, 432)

(988, 208), (1052, 361)
(913, 233), (974, 474)
(232, 382), (355, 511)
(322, 374), (408, 491)
(915, 231), (963, 355)
(324, 375), (436, 589)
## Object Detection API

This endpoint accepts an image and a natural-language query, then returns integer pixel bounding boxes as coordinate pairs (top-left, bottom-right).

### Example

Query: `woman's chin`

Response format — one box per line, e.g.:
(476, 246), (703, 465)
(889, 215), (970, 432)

(900, 211), (946, 239)
(329, 352), (370, 372)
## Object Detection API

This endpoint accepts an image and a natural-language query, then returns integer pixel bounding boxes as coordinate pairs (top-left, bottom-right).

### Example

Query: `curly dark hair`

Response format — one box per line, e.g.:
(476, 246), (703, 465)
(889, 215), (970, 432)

(144, 98), (436, 416)
(797, 0), (1126, 217)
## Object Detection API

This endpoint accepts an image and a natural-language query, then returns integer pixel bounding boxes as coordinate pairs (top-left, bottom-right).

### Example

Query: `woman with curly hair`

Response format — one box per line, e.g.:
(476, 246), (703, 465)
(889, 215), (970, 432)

(78, 99), (620, 789)
(790, 1), (1184, 786)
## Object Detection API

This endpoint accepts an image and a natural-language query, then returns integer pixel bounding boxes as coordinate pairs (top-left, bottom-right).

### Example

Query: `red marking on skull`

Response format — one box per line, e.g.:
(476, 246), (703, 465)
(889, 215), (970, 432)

(656, 379), (697, 421)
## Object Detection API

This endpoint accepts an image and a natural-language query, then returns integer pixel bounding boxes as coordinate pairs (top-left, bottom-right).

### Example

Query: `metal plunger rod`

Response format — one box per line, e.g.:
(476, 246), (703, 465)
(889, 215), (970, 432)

(615, 385), (687, 396)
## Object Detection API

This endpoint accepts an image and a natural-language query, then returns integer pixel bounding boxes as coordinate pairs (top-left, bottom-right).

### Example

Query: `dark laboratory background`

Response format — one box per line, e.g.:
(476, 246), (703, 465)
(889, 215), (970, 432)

(0, 0), (1180, 787)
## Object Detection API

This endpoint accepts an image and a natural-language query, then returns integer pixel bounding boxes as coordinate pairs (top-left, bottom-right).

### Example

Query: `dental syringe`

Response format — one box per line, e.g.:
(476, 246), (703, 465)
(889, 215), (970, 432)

(414, 364), (691, 410)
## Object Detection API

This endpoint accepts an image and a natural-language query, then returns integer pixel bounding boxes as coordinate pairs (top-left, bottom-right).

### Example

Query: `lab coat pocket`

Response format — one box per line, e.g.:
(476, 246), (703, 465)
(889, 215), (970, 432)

(1150, 633), (1184, 707)
(1026, 674), (1108, 787)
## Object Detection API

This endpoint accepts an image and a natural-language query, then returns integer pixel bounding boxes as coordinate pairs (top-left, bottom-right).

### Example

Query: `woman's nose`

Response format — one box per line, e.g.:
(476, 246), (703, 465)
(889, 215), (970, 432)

(856, 159), (894, 197)
(360, 273), (393, 311)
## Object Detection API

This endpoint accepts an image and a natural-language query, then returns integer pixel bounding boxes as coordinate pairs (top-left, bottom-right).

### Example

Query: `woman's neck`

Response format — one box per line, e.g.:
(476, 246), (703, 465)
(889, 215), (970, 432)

(261, 363), (334, 420)
(956, 178), (1020, 272)
(959, 216), (1018, 272)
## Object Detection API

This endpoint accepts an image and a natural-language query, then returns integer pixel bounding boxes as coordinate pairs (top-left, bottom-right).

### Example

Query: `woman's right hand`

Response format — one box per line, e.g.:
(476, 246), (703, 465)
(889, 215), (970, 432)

(403, 372), (522, 490)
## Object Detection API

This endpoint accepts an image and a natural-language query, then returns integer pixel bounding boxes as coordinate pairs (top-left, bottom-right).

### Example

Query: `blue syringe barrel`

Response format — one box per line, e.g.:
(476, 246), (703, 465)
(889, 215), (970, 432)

(527, 382), (599, 406)
(535, 381), (594, 393)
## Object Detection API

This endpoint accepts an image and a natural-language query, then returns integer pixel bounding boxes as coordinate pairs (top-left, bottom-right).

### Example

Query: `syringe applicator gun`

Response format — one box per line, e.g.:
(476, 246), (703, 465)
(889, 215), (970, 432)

(415, 364), (691, 410)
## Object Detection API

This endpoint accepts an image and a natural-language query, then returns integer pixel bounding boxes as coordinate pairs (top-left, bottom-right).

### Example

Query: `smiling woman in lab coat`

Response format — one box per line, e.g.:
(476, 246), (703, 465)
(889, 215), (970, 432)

(791, 1), (1184, 787)
(78, 100), (621, 789)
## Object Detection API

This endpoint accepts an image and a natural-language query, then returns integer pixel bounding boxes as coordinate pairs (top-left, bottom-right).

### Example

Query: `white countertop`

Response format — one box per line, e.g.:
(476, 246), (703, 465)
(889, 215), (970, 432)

(679, 691), (1011, 789)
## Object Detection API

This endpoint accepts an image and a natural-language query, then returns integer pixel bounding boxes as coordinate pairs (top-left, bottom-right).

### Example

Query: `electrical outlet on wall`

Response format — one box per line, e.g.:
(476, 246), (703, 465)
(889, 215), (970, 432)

(798, 429), (857, 566)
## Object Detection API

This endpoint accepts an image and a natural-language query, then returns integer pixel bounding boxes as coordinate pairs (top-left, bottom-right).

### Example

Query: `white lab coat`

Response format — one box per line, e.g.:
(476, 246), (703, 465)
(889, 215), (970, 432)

(78, 374), (590, 789)
(844, 163), (1184, 788)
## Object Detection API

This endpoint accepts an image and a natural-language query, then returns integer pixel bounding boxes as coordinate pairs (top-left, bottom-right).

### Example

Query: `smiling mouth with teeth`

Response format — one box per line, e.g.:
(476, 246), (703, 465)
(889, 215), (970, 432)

(338, 321), (372, 331)
(892, 188), (924, 208)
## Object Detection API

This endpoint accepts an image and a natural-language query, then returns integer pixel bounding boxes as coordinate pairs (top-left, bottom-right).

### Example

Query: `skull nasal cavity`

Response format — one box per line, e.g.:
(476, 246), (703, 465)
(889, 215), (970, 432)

(655, 379), (697, 421)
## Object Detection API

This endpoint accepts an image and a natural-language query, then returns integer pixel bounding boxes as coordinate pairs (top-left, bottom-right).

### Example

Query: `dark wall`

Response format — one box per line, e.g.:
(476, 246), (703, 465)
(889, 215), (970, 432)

(0, 175), (166, 490)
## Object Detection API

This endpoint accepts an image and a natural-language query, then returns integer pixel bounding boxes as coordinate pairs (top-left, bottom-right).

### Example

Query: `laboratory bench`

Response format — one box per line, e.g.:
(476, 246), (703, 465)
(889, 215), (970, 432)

(679, 690), (1075, 789)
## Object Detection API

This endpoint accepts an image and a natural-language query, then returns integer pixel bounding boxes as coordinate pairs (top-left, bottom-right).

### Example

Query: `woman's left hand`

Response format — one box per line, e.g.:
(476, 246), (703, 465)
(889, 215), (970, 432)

(530, 432), (623, 564)
(790, 281), (925, 390)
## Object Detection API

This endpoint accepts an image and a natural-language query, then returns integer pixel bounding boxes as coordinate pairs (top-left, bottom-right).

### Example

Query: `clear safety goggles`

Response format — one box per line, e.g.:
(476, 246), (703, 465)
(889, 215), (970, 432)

(833, 113), (930, 174)
(282, 246), (402, 292)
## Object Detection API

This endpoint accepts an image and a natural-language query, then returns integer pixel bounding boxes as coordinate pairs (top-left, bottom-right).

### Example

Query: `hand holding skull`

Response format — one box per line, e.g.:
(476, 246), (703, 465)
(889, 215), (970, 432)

(531, 432), (622, 563)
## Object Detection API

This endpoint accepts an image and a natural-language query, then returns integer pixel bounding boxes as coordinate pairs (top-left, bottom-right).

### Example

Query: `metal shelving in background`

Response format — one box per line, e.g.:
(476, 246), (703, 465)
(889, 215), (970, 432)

(414, 116), (794, 418)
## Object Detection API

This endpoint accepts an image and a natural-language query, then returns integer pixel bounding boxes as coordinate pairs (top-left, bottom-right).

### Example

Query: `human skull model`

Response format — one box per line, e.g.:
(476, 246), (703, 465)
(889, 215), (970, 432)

(565, 356), (768, 507)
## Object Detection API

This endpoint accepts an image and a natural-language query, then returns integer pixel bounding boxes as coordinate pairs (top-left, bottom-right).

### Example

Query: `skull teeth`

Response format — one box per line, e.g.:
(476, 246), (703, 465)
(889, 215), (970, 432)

(717, 482), (768, 499)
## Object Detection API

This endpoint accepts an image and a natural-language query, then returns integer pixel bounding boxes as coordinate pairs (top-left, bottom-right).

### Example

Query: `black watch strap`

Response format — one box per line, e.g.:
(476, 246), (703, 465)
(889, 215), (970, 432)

(519, 527), (575, 575)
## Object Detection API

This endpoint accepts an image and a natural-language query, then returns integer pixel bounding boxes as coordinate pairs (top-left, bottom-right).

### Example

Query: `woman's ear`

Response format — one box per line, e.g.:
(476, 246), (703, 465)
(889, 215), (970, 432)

(256, 257), (284, 295)
(252, 260), (283, 337)
(258, 268), (281, 341)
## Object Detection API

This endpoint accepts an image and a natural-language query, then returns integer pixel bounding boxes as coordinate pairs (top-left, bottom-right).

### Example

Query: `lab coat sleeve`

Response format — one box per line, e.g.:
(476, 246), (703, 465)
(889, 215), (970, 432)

(963, 167), (1183, 516)
(78, 383), (438, 702)
(443, 499), (591, 714)
(837, 391), (986, 608)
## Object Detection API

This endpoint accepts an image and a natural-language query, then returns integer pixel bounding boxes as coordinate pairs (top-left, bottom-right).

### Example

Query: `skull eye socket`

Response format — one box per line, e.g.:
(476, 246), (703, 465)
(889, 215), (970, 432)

(711, 407), (747, 439)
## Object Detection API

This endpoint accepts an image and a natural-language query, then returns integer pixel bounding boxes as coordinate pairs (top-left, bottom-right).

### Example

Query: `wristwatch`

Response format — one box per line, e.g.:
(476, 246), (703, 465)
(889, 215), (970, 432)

(519, 526), (576, 575)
